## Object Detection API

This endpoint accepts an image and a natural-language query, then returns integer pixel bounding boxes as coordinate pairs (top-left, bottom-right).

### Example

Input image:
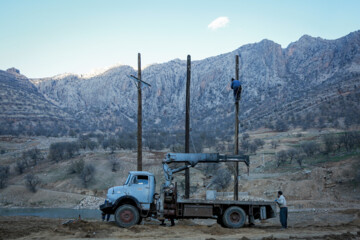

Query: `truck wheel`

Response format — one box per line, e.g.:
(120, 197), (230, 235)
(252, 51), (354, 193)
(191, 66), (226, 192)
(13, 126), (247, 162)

(222, 206), (246, 228)
(114, 204), (140, 228)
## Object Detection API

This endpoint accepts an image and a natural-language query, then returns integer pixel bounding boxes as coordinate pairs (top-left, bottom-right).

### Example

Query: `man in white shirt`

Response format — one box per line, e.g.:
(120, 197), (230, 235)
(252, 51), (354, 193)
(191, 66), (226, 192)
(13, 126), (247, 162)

(275, 191), (288, 229)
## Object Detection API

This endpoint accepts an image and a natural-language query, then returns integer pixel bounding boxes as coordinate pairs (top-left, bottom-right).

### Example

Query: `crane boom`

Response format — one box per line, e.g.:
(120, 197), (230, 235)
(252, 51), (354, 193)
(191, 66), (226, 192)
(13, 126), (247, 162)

(162, 153), (249, 187)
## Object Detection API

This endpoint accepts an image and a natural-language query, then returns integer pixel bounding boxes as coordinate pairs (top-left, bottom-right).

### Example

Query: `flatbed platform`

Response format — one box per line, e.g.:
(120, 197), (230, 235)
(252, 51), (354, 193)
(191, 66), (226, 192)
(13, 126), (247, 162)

(169, 198), (277, 221)
(177, 198), (276, 207)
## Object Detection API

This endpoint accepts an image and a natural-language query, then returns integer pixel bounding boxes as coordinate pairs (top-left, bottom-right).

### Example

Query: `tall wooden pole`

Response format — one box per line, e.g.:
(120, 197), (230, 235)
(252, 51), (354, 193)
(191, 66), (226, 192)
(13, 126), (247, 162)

(137, 53), (142, 171)
(234, 55), (239, 200)
(185, 55), (191, 199)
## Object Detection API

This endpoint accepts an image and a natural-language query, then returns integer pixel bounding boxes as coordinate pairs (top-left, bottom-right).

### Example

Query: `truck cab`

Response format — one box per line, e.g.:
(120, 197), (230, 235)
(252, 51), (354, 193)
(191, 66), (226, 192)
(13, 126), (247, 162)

(100, 171), (156, 227)
(106, 171), (155, 210)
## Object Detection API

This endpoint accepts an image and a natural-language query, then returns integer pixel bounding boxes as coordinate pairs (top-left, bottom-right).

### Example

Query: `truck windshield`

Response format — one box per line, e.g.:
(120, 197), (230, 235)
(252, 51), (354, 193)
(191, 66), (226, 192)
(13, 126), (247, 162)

(124, 174), (131, 185)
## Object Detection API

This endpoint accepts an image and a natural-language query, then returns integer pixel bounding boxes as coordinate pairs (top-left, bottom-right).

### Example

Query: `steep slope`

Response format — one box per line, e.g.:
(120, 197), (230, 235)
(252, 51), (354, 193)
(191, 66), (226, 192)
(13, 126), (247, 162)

(23, 30), (360, 136)
(0, 69), (76, 135)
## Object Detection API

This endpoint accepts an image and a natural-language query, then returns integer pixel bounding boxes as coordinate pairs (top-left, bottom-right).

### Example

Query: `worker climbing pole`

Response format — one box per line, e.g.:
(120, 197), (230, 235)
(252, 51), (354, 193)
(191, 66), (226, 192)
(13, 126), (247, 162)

(232, 54), (242, 200)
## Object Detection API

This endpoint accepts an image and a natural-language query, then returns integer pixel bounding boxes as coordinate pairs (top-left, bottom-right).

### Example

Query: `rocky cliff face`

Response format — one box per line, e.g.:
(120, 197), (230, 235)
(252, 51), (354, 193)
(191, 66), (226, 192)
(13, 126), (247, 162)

(2, 31), (360, 137)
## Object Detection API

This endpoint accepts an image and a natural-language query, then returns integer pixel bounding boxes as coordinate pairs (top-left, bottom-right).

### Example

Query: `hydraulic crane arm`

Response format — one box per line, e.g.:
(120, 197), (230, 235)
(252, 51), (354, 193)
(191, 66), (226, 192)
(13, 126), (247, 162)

(162, 153), (249, 187)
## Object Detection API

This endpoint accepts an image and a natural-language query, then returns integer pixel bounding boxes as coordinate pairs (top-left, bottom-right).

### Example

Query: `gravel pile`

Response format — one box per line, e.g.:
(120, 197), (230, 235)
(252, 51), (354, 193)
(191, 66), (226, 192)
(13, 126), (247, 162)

(74, 196), (105, 209)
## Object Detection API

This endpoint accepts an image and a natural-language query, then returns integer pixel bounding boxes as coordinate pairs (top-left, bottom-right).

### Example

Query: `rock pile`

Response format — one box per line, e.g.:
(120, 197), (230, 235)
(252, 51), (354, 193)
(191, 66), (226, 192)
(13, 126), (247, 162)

(75, 196), (105, 209)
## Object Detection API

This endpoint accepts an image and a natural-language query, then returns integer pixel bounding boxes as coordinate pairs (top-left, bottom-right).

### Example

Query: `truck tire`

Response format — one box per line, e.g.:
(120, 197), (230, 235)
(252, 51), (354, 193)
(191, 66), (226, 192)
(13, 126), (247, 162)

(114, 204), (140, 228)
(222, 206), (246, 228)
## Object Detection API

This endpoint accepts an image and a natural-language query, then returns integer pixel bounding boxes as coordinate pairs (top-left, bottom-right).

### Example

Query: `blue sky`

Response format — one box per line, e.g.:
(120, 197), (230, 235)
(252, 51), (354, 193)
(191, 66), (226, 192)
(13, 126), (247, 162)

(0, 0), (359, 78)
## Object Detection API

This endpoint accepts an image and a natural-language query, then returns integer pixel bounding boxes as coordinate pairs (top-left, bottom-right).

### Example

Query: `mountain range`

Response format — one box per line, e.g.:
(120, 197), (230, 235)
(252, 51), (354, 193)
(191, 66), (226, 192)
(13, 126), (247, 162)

(1, 30), (360, 138)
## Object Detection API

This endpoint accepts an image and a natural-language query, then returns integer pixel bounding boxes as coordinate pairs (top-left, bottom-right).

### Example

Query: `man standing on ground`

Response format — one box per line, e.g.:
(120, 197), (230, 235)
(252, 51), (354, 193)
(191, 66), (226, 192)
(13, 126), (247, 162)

(101, 200), (111, 222)
(230, 78), (242, 101)
(275, 191), (288, 229)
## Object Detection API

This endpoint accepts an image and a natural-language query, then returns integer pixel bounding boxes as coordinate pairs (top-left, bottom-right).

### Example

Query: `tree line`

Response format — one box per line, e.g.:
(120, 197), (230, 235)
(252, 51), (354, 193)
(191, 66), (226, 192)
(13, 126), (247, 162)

(1, 130), (359, 192)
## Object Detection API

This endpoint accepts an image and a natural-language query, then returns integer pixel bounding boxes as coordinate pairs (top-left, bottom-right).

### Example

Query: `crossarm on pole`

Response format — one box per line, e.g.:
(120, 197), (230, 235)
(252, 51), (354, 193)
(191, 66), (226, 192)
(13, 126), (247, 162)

(129, 75), (151, 87)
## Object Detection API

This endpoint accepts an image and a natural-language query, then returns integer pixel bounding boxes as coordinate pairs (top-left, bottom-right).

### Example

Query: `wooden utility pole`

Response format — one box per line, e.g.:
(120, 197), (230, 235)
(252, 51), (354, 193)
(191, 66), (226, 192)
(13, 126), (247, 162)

(137, 53), (142, 171)
(185, 55), (191, 199)
(234, 55), (240, 200)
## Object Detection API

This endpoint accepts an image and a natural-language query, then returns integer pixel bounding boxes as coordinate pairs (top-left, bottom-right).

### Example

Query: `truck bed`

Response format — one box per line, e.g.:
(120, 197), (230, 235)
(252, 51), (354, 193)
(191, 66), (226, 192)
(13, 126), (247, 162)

(172, 198), (277, 219)
(177, 198), (276, 206)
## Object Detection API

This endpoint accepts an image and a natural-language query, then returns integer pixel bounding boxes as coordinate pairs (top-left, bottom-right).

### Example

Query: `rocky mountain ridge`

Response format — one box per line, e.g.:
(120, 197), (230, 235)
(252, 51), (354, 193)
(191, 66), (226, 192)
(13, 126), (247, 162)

(1, 30), (360, 137)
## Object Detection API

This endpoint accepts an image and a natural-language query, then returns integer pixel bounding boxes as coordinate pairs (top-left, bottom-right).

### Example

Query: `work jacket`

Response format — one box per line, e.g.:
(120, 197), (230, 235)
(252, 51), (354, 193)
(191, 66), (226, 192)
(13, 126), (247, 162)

(231, 80), (241, 89)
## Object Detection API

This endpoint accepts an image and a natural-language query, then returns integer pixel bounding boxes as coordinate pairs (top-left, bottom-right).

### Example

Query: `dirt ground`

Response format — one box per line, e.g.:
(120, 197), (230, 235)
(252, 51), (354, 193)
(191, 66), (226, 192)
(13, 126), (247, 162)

(1, 209), (359, 240)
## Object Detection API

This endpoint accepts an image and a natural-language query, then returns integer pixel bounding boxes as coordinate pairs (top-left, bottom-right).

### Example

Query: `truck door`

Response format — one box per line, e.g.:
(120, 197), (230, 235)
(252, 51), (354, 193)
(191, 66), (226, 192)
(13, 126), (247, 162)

(130, 175), (150, 204)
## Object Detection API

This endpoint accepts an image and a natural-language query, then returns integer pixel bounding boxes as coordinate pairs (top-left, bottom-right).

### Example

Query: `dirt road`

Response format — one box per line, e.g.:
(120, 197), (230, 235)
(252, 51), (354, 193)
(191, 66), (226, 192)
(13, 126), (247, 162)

(1, 209), (359, 240)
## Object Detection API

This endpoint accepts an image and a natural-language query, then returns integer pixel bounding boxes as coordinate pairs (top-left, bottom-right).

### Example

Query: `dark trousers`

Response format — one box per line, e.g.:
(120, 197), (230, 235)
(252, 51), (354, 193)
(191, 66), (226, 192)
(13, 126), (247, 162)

(102, 213), (110, 221)
(233, 87), (241, 101)
(280, 207), (288, 228)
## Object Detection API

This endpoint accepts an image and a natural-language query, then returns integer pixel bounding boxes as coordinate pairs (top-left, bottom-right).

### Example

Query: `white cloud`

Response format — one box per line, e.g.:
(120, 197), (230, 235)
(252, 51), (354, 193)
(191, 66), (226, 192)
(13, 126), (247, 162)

(208, 16), (229, 30)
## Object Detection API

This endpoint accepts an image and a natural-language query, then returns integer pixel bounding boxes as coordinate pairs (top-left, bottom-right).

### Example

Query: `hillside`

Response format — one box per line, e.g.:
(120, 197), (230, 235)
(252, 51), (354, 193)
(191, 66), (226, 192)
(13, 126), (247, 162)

(27, 31), (360, 138)
(0, 128), (359, 209)
(0, 69), (77, 136)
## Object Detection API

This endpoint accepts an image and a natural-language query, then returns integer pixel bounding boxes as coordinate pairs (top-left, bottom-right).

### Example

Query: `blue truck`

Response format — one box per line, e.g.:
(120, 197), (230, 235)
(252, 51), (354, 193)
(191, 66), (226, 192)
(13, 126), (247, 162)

(100, 153), (276, 228)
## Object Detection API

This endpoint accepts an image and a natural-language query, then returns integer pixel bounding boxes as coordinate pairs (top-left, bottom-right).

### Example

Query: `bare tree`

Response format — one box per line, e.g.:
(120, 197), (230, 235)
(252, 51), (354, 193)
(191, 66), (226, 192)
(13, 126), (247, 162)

(300, 141), (319, 157)
(320, 117), (327, 130)
(108, 137), (118, 153)
(242, 133), (250, 141)
(0, 165), (10, 189)
(275, 119), (289, 132)
(254, 139), (265, 149)
(276, 150), (288, 167)
(332, 135), (342, 152)
(355, 167), (360, 183)
(15, 159), (27, 175)
(68, 159), (85, 174)
(102, 139), (109, 150)
(80, 164), (95, 187)
(271, 140), (279, 149)
(295, 153), (305, 168)
(210, 168), (231, 190)
(202, 163), (217, 176)
(286, 148), (299, 163)
(109, 156), (120, 172)
(249, 142), (258, 154)
(48, 142), (80, 162)
(22, 148), (43, 167)
(171, 144), (185, 153)
(87, 140), (98, 150)
(340, 131), (360, 152)
(241, 140), (250, 152)
(25, 173), (40, 193)
(215, 142), (226, 152)
(323, 134), (336, 154)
